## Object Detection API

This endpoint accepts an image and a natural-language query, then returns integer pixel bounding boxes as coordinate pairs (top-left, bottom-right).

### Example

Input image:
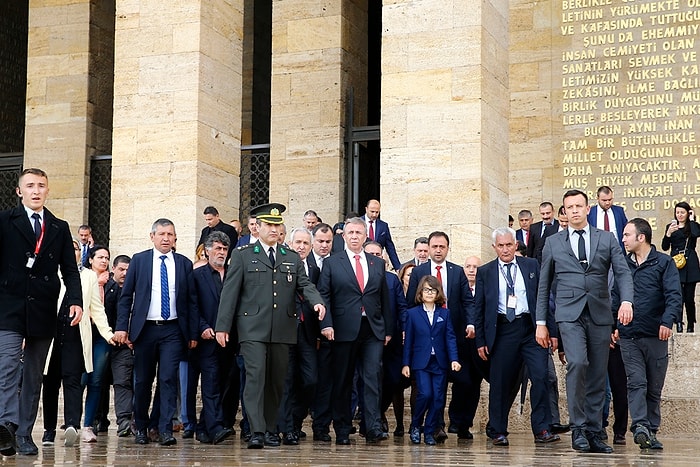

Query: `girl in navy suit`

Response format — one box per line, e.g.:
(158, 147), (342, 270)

(402, 275), (460, 445)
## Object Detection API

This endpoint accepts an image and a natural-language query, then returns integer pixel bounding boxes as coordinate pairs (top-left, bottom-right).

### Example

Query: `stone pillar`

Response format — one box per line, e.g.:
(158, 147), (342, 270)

(268, 0), (367, 226)
(24, 0), (96, 228)
(111, 0), (243, 255)
(381, 1), (510, 261)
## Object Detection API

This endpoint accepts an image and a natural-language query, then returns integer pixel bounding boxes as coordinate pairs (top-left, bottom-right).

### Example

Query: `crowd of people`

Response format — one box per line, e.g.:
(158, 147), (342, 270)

(0, 168), (688, 458)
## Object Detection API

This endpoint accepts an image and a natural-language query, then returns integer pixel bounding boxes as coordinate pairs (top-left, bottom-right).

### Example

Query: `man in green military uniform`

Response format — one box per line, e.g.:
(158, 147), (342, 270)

(215, 203), (325, 449)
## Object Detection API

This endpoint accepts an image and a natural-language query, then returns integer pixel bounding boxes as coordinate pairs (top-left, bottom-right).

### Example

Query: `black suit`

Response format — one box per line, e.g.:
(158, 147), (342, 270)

(198, 221), (238, 263)
(116, 249), (199, 435)
(473, 256), (555, 436)
(318, 251), (393, 438)
(0, 206), (82, 438)
(528, 221), (558, 261)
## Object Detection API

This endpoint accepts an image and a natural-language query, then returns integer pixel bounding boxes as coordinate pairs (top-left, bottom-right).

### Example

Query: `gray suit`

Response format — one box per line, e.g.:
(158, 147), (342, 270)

(536, 226), (633, 434)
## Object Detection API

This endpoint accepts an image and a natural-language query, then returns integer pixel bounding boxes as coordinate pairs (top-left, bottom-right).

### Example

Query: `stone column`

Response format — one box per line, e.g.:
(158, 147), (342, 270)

(381, 1), (509, 260)
(111, 0), (243, 255)
(268, 0), (367, 225)
(24, 0), (97, 228)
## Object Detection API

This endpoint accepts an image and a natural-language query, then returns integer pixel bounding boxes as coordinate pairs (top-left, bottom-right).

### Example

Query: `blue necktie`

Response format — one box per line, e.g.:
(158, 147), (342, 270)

(31, 213), (42, 240)
(505, 263), (515, 322)
(160, 255), (170, 320)
(81, 244), (88, 266)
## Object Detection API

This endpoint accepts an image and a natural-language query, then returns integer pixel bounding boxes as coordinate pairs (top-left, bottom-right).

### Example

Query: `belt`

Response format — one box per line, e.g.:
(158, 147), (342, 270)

(146, 319), (178, 326)
(497, 313), (530, 324)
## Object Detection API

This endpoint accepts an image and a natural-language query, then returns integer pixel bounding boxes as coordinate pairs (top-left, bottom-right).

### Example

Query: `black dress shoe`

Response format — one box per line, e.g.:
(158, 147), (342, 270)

(159, 433), (177, 446)
(393, 426), (404, 437)
(182, 429), (194, 439)
(424, 434), (437, 445)
(571, 429), (590, 452)
(688, 325), (695, 333)
(248, 432), (264, 449)
(366, 429), (388, 443)
(649, 433), (663, 450)
(313, 432), (331, 442)
(613, 433), (626, 445)
(16, 435), (38, 456)
(282, 432), (299, 446)
(492, 434), (509, 446)
(0, 423), (16, 456)
(434, 428), (448, 443)
(264, 431), (281, 447)
(335, 437), (351, 445)
(213, 428), (233, 445)
(241, 430), (252, 442)
(587, 434), (613, 453)
(677, 322), (684, 333)
(196, 431), (212, 444)
(296, 430), (306, 439)
(534, 429), (561, 444)
(550, 423), (570, 434)
(457, 428), (473, 440)
(134, 430), (149, 445)
(409, 426), (421, 444)
(447, 425), (460, 434)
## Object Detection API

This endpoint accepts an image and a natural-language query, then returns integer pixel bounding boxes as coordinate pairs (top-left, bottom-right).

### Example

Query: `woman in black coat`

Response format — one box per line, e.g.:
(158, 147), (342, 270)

(661, 201), (700, 332)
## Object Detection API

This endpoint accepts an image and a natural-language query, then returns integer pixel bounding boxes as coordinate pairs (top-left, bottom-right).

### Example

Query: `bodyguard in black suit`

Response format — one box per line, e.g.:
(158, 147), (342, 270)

(0, 168), (83, 457)
(528, 202), (559, 261)
(474, 227), (559, 446)
(114, 218), (199, 446)
(191, 231), (233, 445)
(197, 206), (238, 263)
(318, 218), (394, 444)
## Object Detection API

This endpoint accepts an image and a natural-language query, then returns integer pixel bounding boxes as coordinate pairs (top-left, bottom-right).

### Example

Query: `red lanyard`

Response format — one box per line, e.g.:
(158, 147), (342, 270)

(34, 221), (46, 255)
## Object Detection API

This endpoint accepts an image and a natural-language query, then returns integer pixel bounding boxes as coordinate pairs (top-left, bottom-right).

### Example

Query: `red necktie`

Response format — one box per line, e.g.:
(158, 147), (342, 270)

(525, 230), (529, 246)
(435, 265), (447, 308)
(368, 221), (375, 241)
(603, 209), (610, 231)
(354, 254), (364, 292)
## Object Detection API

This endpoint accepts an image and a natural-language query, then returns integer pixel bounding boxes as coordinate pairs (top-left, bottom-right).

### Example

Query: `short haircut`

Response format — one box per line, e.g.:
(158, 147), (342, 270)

(413, 237), (429, 248)
(491, 227), (517, 245)
(203, 206), (219, 216)
(363, 240), (382, 250)
(289, 227), (312, 242)
(303, 209), (318, 218)
(539, 201), (554, 210)
(151, 218), (175, 234)
(563, 189), (588, 205)
(112, 254), (131, 267)
(415, 275), (446, 307)
(312, 222), (333, 237)
(343, 217), (367, 234)
(78, 224), (92, 232)
(557, 205), (566, 216)
(628, 218), (652, 244)
(597, 186), (613, 196)
(428, 231), (450, 246)
(19, 168), (48, 184)
(518, 209), (532, 219)
(204, 231), (231, 249)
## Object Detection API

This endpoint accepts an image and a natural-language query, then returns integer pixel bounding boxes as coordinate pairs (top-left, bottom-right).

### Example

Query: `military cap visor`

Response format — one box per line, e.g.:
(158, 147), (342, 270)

(251, 203), (286, 225)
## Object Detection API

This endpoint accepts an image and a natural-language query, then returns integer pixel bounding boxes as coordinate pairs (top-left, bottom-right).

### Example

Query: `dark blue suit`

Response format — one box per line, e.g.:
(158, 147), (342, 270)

(116, 248), (199, 435)
(403, 305), (458, 434)
(381, 272), (409, 423)
(362, 215), (402, 270)
(588, 205), (627, 248)
(235, 234), (252, 248)
(473, 256), (555, 436)
(406, 260), (484, 434)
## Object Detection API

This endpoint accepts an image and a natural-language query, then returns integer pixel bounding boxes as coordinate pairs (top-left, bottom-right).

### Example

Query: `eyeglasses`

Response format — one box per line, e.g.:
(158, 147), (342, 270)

(422, 287), (438, 294)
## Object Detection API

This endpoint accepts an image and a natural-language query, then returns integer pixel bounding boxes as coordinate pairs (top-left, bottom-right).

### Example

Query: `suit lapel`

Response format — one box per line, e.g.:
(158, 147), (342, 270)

(339, 252), (363, 293)
(589, 227), (601, 266)
(11, 207), (35, 247)
(39, 209), (60, 253)
(560, 230), (580, 264)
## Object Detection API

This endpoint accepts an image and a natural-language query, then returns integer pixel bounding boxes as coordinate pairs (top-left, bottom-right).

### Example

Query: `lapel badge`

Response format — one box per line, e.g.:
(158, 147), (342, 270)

(529, 272), (535, 279)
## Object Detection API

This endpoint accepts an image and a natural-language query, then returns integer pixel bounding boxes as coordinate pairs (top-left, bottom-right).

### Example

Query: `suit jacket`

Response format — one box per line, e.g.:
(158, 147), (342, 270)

(318, 251), (393, 342)
(297, 261), (321, 344)
(536, 226), (633, 326)
(116, 249), (199, 343)
(402, 305), (458, 370)
(587, 205), (627, 249)
(198, 221), (239, 262)
(362, 215), (401, 270)
(0, 206), (82, 337)
(405, 260), (473, 346)
(235, 234), (253, 248)
(515, 228), (530, 248)
(216, 241), (323, 345)
(193, 263), (228, 355)
(474, 256), (556, 352)
(528, 220), (558, 261)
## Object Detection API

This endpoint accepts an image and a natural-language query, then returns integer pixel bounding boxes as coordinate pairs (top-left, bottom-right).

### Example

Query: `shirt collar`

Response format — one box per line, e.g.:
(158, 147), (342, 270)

(24, 205), (44, 219)
(568, 224), (590, 235)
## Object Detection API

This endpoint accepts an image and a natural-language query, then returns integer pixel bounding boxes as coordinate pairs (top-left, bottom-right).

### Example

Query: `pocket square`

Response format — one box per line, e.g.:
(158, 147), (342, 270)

(437, 316), (444, 323)
(529, 272), (535, 279)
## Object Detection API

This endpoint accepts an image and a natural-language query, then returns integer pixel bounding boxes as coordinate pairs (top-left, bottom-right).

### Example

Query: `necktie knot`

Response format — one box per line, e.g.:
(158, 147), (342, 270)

(575, 229), (585, 236)
(31, 213), (42, 240)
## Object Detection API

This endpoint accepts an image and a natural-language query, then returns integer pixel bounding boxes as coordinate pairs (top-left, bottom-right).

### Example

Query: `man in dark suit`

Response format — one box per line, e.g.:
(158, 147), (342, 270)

(277, 227), (321, 445)
(515, 210), (533, 250)
(362, 199), (401, 270)
(405, 231), (482, 441)
(318, 217), (393, 444)
(0, 168), (83, 457)
(197, 206), (238, 262)
(402, 236), (429, 267)
(536, 189), (634, 454)
(114, 218), (199, 447)
(528, 202), (559, 261)
(474, 227), (559, 447)
(235, 215), (258, 248)
(587, 186), (627, 249)
(215, 204), (325, 449)
(190, 231), (233, 445)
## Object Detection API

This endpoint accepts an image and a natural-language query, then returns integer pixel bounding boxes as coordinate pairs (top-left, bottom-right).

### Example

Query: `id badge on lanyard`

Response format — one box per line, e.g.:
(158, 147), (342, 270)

(26, 222), (45, 269)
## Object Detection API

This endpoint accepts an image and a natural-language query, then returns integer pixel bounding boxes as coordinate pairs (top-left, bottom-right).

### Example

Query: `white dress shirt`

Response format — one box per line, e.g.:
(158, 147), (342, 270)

(147, 249), (177, 321)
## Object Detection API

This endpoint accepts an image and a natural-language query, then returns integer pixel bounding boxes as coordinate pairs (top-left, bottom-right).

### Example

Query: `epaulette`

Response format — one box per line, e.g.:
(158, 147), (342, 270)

(237, 244), (253, 251)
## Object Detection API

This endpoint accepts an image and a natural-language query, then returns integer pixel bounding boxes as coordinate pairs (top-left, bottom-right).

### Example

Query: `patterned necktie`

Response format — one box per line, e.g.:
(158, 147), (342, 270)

(369, 221), (375, 241)
(505, 263), (515, 322)
(354, 254), (364, 292)
(31, 213), (41, 240)
(81, 244), (88, 266)
(160, 255), (170, 320)
(268, 247), (275, 265)
(575, 230), (587, 269)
